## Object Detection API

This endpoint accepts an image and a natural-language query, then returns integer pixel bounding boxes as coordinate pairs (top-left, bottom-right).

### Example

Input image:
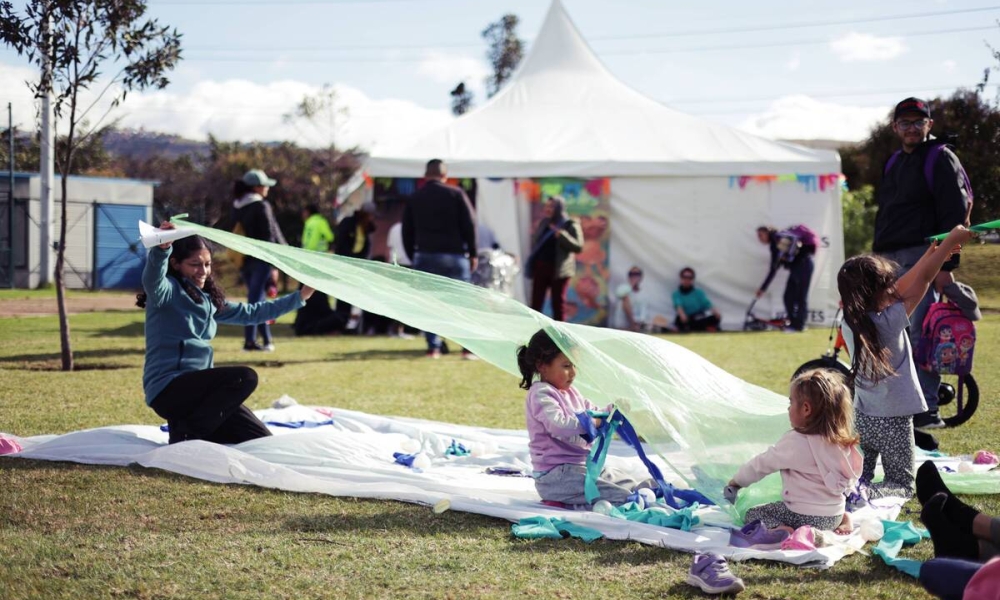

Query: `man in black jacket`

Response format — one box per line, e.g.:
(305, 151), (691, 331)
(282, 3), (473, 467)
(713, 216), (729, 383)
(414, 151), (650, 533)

(873, 97), (972, 429)
(402, 159), (478, 359)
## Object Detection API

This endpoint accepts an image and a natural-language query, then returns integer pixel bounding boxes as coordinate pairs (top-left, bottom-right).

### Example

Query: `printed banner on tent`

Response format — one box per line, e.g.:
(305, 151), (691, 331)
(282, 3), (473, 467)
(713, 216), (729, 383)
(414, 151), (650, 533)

(517, 178), (611, 326)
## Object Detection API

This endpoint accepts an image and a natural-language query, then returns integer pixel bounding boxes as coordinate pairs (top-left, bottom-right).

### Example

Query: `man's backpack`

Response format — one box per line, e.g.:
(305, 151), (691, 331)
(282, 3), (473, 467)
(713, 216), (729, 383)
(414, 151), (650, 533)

(883, 141), (974, 204)
(916, 299), (976, 375)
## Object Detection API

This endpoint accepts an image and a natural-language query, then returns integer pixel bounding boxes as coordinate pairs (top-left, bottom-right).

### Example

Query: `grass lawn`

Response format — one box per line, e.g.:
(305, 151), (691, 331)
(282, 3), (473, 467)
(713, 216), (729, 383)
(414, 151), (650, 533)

(1, 244), (998, 599)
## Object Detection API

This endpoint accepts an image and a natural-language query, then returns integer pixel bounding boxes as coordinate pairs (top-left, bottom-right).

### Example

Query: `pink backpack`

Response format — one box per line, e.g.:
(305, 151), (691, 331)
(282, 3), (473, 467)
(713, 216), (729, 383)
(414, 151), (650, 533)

(916, 299), (975, 375)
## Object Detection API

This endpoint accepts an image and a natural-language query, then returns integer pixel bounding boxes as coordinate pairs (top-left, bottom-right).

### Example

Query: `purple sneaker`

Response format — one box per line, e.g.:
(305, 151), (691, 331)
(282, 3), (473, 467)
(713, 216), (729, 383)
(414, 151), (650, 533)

(729, 519), (790, 550)
(687, 552), (745, 595)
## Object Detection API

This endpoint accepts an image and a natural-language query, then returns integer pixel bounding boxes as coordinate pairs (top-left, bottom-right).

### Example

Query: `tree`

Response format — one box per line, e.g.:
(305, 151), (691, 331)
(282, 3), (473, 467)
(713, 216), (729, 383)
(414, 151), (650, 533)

(0, 122), (118, 177)
(0, 0), (181, 371)
(980, 20), (999, 105)
(283, 84), (351, 207)
(450, 82), (474, 116)
(482, 14), (523, 98)
(841, 185), (876, 258)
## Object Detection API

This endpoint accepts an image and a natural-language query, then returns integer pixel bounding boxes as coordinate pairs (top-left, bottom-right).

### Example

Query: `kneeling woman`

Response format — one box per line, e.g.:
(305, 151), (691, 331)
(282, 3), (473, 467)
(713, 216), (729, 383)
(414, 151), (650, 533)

(137, 223), (313, 444)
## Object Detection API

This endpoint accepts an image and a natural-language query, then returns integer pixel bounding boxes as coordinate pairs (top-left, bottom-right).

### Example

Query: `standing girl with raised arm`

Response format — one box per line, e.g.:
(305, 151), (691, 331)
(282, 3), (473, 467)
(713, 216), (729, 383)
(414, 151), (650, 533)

(838, 225), (974, 499)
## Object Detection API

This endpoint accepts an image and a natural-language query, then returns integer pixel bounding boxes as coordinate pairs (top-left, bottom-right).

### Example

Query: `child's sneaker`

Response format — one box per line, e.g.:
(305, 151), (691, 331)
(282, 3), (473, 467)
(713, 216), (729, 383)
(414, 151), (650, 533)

(686, 552), (745, 595)
(729, 519), (790, 550)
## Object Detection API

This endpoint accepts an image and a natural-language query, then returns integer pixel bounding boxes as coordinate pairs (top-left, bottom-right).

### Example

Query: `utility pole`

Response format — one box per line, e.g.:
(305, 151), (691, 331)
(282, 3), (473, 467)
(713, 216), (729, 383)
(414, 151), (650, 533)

(7, 102), (14, 288)
(38, 10), (54, 287)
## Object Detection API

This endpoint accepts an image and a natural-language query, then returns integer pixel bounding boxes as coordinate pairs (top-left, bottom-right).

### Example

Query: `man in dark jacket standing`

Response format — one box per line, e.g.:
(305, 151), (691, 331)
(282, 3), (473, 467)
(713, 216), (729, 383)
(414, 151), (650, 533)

(403, 159), (478, 359)
(873, 97), (972, 429)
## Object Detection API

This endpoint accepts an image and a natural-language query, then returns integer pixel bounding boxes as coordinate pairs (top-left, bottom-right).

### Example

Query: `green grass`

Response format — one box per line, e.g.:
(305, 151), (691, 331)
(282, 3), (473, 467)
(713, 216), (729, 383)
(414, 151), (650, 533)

(1, 244), (999, 599)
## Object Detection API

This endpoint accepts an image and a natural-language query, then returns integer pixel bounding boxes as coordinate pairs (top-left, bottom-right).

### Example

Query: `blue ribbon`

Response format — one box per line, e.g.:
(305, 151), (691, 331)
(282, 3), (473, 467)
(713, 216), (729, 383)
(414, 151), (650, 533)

(581, 409), (715, 509)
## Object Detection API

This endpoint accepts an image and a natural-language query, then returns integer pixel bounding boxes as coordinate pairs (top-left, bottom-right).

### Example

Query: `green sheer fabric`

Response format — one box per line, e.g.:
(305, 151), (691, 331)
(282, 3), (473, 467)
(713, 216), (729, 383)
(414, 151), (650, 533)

(171, 218), (1000, 508)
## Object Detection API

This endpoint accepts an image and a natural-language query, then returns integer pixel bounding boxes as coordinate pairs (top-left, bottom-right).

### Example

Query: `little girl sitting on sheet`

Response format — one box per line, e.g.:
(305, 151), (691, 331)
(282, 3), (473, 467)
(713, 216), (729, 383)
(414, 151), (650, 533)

(728, 369), (863, 534)
(518, 329), (654, 506)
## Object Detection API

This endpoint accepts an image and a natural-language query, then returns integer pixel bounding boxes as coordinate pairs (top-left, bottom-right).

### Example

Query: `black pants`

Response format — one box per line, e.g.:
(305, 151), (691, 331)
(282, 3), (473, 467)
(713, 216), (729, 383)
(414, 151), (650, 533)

(150, 367), (271, 445)
(784, 254), (814, 331)
(294, 290), (345, 336)
(675, 312), (720, 332)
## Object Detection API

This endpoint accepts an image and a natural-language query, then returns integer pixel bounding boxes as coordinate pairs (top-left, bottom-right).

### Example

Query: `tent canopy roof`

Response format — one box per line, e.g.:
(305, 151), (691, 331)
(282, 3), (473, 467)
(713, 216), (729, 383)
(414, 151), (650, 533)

(368, 0), (840, 178)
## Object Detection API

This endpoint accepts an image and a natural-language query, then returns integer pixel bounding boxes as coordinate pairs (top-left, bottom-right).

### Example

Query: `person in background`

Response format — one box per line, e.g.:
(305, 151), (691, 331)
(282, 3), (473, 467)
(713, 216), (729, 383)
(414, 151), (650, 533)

(402, 159), (478, 359)
(386, 220), (412, 267)
(232, 169), (287, 351)
(293, 204), (342, 336)
(137, 224), (312, 444)
(334, 201), (377, 330)
(672, 267), (721, 332)
(384, 220), (415, 338)
(756, 225), (816, 333)
(526, 195), (584, 322)
(610, 266), (649, 331)
(873, 97), (973, 430)
(301, 204), (334, 253)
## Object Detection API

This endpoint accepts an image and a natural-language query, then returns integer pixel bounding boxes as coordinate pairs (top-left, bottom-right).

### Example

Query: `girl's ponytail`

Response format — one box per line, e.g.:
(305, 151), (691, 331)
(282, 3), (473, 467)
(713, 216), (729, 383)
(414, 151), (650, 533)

(516, 345), (534, 390)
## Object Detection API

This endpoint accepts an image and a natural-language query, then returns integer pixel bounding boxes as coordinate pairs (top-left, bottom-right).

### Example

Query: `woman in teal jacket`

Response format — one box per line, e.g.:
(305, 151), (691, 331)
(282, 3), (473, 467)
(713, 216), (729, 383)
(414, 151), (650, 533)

(137, 223), (313, 444)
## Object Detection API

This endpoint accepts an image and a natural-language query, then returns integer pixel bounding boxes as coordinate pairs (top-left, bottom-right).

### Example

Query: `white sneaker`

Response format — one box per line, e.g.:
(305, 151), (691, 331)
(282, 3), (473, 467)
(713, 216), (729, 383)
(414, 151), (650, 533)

(263, 343), (275, 352)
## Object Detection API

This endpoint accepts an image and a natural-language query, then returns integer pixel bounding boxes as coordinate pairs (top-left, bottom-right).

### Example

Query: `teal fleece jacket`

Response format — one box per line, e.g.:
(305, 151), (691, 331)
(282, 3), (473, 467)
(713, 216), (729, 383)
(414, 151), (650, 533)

(141, 245), (305, 405)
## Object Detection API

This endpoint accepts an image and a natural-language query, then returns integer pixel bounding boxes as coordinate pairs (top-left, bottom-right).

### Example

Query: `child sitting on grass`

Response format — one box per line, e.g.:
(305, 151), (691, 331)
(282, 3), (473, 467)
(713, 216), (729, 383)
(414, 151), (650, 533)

(518, 329), (655, 506)
(728, 369), (862, 535)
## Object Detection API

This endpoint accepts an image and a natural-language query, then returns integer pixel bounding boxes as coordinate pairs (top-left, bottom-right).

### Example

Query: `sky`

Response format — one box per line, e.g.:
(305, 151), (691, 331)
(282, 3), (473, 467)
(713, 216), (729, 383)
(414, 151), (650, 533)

(0, 0), (998, 152)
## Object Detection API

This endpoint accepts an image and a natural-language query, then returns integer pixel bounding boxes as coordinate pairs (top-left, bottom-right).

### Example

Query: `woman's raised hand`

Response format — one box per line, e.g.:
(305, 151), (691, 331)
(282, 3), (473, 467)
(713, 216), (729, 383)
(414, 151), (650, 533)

(158, 221), (175, 249)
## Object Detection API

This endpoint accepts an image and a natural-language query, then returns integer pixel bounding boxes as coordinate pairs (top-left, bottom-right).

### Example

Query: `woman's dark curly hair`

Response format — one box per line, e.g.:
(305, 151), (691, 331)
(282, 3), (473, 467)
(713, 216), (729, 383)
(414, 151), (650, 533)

(136, 235), (227, 310)
(515, 329), (564, 390)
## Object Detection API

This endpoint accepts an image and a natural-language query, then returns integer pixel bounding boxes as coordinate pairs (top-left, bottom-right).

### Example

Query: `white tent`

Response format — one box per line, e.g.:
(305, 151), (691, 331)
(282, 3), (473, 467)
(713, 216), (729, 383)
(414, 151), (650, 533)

(368, 0), (844, 330)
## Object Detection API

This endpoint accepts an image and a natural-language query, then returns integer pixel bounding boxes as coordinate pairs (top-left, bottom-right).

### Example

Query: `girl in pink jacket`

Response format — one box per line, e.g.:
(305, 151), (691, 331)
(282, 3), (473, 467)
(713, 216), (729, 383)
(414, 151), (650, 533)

(729, 369), (863, 534)
(518, 329), (654, 506)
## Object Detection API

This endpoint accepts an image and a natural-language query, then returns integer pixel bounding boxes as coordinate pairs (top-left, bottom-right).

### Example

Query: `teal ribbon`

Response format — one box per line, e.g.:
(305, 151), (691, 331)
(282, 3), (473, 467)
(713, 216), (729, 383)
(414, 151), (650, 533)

(872, 520), (930, 578)
(511, 517), (604, 543)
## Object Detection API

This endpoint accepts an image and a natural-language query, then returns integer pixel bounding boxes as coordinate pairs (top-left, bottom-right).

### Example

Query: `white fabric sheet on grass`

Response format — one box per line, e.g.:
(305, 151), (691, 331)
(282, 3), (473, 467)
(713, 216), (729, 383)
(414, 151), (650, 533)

(7, 402), (891, 568)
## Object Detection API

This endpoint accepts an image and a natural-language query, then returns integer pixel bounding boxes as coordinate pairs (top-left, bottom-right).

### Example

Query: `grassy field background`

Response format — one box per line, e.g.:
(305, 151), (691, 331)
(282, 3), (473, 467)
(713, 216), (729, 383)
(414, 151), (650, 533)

(1, 244), (997, 599)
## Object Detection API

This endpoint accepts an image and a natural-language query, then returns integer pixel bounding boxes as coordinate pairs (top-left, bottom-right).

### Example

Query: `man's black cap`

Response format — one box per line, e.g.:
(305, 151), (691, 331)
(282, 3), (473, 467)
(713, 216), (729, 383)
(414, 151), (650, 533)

(893, 97), (931, 120)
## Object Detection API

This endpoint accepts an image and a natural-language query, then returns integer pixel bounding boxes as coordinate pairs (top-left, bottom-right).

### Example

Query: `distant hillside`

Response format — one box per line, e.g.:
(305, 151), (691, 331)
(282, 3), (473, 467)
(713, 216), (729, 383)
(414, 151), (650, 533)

(102, 129), (210, 161)
(780, 139), (859, 152)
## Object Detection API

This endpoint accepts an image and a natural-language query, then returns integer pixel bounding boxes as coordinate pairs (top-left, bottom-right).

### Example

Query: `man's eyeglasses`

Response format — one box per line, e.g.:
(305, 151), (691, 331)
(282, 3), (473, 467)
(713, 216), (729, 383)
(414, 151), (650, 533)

(628, 272), (643, 278)
(895, 119), (929, 131)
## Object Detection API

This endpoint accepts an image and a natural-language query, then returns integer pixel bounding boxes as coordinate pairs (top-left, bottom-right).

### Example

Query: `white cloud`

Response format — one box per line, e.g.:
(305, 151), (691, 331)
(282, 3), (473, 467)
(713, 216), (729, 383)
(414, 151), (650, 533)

(942, 59), (957, 71)
(738, 95), (890, 142)
(416, 51), (490, 99)
(786, 55), (801, 72)
(0, 62), (43, 131)
(830, 32), (908, 62)
(0, 61), (454, 152)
